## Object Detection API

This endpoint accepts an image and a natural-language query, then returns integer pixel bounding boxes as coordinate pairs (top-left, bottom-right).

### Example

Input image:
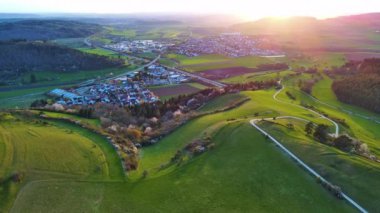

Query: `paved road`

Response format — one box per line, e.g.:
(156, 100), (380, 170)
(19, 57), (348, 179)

(249, 118), (367, 213)
(162, 65), (227, 88)
(85, 38), (226, 88)
(106, 55), (161, 81)
(82, 38), (161, 84)
(273, 84), (339, 137)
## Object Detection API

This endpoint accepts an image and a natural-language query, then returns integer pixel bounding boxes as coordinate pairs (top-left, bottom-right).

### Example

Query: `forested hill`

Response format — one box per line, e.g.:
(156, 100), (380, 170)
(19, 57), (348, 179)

(0, 20), (103, 41)
(0, 41), (124, 80)
(332, 58), (380, 113)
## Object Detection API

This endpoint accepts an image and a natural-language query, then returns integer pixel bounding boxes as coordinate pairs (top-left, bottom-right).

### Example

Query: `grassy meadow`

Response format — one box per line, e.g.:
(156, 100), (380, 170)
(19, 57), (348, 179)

(166, 54), (275, 72)
(0, 113), (124, 211)
(10, 121), (354, 212)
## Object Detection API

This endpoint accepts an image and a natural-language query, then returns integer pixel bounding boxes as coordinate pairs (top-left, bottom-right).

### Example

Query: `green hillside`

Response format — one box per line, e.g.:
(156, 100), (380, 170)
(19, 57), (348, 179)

(10, 122), (353, 212)
(0, 113), (124, 211)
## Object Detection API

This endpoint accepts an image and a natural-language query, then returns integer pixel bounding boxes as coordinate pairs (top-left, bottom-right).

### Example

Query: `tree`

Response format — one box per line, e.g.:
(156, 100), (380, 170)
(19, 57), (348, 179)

(313, 124), (329, 143)
(30, 99), (47, 108)
(127, 128), (142, 141)
(333, 135), (355, 152)
(305, 122), (314, 135)
(286, 123), (294, 130)
(142, 170), (148, 178)
(30, 74), (37, 83)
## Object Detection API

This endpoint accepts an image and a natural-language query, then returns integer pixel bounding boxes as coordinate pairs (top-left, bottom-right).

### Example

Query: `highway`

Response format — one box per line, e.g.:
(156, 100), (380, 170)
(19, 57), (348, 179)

(80, 38), (160, 85)
(162, 65), (227, 88)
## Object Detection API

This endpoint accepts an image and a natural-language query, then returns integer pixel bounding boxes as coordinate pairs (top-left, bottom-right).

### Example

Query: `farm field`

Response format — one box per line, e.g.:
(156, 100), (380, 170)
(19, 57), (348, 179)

(149, 83), (202, 100)
(166, 54), (276, 72)
(198, 67), (289, 80)
(10, 121), (354, 212)
(76, 47), (129, 61)
(0, 86), (62, 109)
(166, 52), (347, 73)
(38, 110), (101, 127)
(198, 93), (248, 113)
(344, 52), (380, 61)
(222, 70), (294, 83)
(16, 67), (134, 86)
(0, 113), (124, 212)
(52, 38), (87, 48)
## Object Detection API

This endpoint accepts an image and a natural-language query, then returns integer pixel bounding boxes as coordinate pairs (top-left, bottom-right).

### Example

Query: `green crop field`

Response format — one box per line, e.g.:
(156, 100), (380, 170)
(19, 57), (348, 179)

(0, 86), (61, 109)
(198, 93), (247, 113)
(52, 38), (87, 48)
(0, 113), (124, 212)
(222, 70), (294, 84)
(18, 67), (135, 85)
(38, 111), (101, 127)
(166, 54), (276, 72)
(76, 47), (126, 59)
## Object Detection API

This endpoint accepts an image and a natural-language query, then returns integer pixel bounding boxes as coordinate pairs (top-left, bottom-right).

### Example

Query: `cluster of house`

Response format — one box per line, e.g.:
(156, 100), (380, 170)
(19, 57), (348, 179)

(105, 40), (174, 54)
(48, 80), (159, 106)
(142, 65), (190, 86)
(47, 65), (191, 106)
(171, 33), (282, 57)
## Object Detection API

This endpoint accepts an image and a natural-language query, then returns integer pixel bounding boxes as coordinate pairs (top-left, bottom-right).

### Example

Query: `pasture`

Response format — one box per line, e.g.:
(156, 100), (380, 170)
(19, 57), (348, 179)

(10, 121), (353, 212)
(0, 113), (124, 212)
(149, 83), (201, 100)
(222, 70), (294, 83)
(166, 54), (275, 72)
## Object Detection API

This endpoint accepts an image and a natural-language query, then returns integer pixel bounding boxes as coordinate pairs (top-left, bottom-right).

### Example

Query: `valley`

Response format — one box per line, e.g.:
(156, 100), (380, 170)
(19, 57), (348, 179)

(1, 12), (380, 213)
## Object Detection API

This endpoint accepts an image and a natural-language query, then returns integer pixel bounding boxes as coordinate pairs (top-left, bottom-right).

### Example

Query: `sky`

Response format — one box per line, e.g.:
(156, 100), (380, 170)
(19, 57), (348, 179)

(1, 0), (380, 20)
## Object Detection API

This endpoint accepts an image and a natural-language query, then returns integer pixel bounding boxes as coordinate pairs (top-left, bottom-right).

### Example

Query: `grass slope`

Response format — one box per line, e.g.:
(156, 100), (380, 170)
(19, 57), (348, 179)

(259, 119), (380, 212)
(0, 115), (124, 211)
(11, 122), (353, 212)
(5, 71), (380, 211)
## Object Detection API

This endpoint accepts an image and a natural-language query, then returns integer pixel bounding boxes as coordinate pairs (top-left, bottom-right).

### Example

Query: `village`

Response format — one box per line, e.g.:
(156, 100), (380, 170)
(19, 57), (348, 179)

(105, 39), (175, 53)
(171, 33), (283, 57)
(48, 64), (190, 106)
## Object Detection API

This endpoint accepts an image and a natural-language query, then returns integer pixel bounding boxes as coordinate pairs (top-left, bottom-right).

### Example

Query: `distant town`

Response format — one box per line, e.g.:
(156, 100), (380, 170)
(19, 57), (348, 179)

(105, 40), (174, 54)
(172, 33), (283, 57)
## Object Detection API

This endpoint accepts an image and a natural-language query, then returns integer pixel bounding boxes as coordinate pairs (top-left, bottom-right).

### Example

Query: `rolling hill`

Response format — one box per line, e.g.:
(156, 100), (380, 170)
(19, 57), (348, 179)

(0, 19), (103, 41)
(0, 40), (124, 82)
(231, 13), (380, 51)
